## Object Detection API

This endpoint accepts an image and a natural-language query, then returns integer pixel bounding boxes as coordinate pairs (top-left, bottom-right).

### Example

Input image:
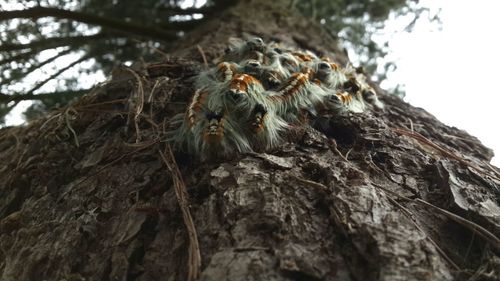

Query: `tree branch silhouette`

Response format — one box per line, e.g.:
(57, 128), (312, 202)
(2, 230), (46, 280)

(0, 88), (89, 103)
(0, 33), (114, 52)
(0, 49), (38, 66)
(0, 6), (179, 41)
(25, 54), (91, 96)
(1, 48), (73, 86)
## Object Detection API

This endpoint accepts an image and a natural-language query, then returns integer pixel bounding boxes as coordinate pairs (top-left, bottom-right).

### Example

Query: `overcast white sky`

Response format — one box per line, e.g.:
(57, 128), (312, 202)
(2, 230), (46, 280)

(3, 0), (499, 165)
(374, 0), (500, 166)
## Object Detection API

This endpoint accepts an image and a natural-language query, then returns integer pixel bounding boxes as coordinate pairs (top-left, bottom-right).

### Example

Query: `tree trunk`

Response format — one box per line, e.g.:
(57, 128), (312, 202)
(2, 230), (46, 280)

(1, 1), (499, 281)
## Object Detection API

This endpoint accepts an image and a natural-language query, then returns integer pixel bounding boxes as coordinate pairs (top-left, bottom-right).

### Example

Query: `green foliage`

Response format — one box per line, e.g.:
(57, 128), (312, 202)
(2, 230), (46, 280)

(0, 0), (439, 124)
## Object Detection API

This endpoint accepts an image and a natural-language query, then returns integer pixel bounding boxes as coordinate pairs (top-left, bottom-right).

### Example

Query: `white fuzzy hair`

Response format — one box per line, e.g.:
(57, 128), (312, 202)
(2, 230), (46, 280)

(169, 37), (384, 160)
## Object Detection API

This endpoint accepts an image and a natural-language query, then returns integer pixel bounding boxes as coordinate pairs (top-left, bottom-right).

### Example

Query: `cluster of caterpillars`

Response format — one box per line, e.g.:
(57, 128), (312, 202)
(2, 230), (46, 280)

(169, 37), (383, 160)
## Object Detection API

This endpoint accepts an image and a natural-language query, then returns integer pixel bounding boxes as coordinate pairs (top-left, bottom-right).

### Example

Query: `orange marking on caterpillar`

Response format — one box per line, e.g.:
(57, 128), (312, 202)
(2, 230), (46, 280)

(268, 73), (309, 104)
(301, 67), (315, 80)
(329, 63), (339, 71)
(187, 89), (208, 128)
(229, 74), (262, 94)
(292, 52), (313, 62)
(216, 62), (237, 82)
(336, 92), (352, 103)
(318, 56), (339, 70)
(279, 73), (308, 97)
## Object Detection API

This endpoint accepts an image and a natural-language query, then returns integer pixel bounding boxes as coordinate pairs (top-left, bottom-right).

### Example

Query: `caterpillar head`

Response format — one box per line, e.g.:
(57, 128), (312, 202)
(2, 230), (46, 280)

(342, 78), (360, 94)
(243, 59), (262, 76)
(263, 47), (287, 65)
(203, 111), (225, 142)
(249, 104), (268, 133)
(224, 46), (233, 55)
(318, 61), (332, 71)
(323, 93), (345, 113)
(362, 88), (384, 109)
(362, 89), (376, 102)
(246, 37), (266, 52)
(222, 37), (265, 62)
(273, 47), (284, 54)
(228, 88), (247, 104)
(314, 61), (335, 82)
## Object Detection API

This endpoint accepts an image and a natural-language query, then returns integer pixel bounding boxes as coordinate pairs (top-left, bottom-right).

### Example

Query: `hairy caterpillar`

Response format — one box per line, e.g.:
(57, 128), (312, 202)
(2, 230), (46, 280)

(187, 89), (209, 129)
(222, 37), (266, 62)
(277, 52), (302, 74)
(312, 60), (346, 89)
(335, 91), (365, 113)
(251, 51), (293, 89)
(242, 103), (288, 150)
(193, 109), (252, 160)
(350, 71), (384, 109)
(169, 37), (384, 161)
(222, 73), (268, 114)
(291, 51), (317, 63)
(313, 91), (346, 115)
(266, 72), (311, 116)
(167, 89), (209, 153)
(268, 66), (331, 113)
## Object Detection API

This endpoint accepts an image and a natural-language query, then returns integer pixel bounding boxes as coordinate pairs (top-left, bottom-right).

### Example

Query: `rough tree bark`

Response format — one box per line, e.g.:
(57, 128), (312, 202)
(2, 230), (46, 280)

(0, 1), (499, 280)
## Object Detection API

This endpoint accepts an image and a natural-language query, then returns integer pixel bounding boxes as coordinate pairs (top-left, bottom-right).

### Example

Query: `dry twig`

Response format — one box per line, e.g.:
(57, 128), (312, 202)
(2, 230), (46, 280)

(415, 198), (500, 252)
(386, 195), (461, 271)
(372, 183), (500, 253)
(196, 44), (209, 69)
(124, 67), (145, 143)
(391, 128), (500, 182)
(291, 175), (329, 193)
(159, 145), (201, 281)
(64, 107), (80, 147)
(327, 139), (349, 161)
